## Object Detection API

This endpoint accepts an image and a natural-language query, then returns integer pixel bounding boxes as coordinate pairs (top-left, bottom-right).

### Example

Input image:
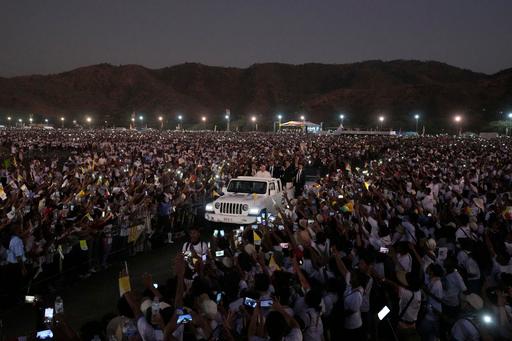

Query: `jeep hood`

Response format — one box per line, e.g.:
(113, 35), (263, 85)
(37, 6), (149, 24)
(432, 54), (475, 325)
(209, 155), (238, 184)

(216, 193), (266, 205)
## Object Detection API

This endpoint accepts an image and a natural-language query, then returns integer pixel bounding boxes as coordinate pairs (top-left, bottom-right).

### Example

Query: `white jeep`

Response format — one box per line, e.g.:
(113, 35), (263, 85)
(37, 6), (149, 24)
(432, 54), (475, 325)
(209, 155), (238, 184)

(205, 176), (285, 225)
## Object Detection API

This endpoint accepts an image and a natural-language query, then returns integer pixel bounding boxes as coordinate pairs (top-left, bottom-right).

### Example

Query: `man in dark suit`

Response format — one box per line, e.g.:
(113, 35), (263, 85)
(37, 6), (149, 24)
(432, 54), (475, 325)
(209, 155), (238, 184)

(282, 160), (295, 198)
(293, 163), (306, 197)
(268, 160), (283, 179)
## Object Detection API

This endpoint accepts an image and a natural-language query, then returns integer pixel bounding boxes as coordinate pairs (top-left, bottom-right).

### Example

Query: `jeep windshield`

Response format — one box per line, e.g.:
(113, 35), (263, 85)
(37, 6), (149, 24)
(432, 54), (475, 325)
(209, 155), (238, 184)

(227, 180), (267, 194)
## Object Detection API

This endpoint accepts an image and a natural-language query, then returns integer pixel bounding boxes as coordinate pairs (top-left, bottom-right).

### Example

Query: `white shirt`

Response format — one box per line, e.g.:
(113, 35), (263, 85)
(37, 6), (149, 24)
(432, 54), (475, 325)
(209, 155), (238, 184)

(255, 170), (272, 178)
(343, 273), (363, 329)
(451, 318), (480, 341)
(137, 316), (164, 341)
(425, 278), (443, 321)
(299, 308), (323, 341)
(443, 271), (467, 307)
(182, 241), (209, 256)
(457, 251), (481, 280)
(398, 287), (421, 322)
(396, 253), (413, 273)
(7, 235), (26, 264)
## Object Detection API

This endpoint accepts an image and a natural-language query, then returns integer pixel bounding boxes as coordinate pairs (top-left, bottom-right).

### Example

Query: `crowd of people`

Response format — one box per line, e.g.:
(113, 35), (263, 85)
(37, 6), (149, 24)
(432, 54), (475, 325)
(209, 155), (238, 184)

(1, 128), (512, 340)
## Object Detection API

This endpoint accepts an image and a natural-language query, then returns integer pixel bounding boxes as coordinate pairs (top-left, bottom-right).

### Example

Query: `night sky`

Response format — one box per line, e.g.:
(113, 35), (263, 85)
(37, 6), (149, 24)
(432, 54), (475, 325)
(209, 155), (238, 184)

(1, 0), (511, 77)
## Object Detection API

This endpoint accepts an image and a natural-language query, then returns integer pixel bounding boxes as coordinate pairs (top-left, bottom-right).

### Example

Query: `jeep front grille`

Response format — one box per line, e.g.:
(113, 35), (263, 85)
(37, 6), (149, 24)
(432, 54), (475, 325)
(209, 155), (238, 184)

(219, 202), (243, 215)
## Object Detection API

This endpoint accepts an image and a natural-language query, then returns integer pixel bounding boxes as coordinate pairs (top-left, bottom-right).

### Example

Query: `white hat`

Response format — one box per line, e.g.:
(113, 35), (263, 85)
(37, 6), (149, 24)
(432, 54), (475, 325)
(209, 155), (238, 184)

(425, 239), (437, 251)
(462, 293), (483, 311)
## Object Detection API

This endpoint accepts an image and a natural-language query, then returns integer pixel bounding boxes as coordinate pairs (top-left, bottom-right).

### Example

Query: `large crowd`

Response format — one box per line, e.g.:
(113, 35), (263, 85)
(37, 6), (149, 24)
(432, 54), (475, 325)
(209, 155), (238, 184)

(1, 128), (512, 340)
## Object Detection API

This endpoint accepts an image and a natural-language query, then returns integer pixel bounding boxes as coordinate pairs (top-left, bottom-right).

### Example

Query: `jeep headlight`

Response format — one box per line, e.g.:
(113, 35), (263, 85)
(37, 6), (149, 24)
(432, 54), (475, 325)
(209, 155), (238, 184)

(249, 207), (260, 215)
(205, 203), (214, 212)
(242, 204), (249, 211)
(215, 202), (221, 209)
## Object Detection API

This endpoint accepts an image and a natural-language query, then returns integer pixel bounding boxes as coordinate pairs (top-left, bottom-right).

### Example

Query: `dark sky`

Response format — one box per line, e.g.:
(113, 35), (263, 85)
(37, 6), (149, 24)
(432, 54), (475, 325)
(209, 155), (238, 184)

(1, 0), (511, 77)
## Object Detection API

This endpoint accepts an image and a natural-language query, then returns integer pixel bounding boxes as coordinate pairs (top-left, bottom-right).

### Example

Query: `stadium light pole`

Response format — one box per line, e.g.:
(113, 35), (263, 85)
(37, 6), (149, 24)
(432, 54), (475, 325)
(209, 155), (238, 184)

(202, 116), (207, 130)
(60, 116), (65, 128)
(86, 116), (92, 128)
(18, 118), (23, 127)
(225, 114), (230, 131)
(7, 116), (11, 127)
(414, 114), (420, 133)
(251, 116), (257, 131)
(277, 114), (283, 132)
(378, 116), (385, 131)
(44, 118), (49, 125)
(29, 117), (33, 125)
(139, 115), (144, 129)
(507, 113), (512, 136)
(339, 114), (345, 127)
(177, 115), (183, 130)
(454, 115), (462, 136)
(300, 115), (305, 133)
(158, 116), (164, 129)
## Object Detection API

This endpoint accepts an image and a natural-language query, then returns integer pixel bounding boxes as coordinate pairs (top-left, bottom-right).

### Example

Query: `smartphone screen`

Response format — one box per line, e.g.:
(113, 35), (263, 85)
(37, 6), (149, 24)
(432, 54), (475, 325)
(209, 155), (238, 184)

(378, 306), (391, 320)
(260, 299), (273, 308)
(251, 224), (258, 230)
(379, 247), (389, 254)
(215, 250), (225, 257)
(243, 297), (257, 308)
(25, 295), (36, 303)
(36, 330), (54, 339)
(307, 219), (314, 224)
(177, 314), (192, 324)
(278, 225), (285, 231)
(153, 283), (158, 289)
(280, 243), (289, 249)
(216, 292), (224, 304)
(201, 254), (207, 261)
(220, 230), (225, 237)
(213, 229), (219, 237)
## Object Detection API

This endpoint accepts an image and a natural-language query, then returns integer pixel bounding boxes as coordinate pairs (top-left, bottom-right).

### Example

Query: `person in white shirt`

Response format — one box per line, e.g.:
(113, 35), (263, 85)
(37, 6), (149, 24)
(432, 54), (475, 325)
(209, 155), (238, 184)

(255, 165), (272, 178)
(419, 264), (444, 341)
(298, 289), (323, 341)
(5, 225), (27, 304)
(249, 302), (303, 341)
(443, 257), (468, 316)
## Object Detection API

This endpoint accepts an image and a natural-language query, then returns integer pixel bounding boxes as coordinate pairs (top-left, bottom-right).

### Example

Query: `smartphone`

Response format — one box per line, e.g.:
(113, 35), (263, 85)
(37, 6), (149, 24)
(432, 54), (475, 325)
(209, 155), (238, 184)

(243, 297), (258, 308)
(70, 204), (75, 211)
(215, 250), (225, 257)
(44, 307), (54, 323)
(36, 330), (54, 339)
(280, 243), (289, 249)
(260, 299), (273, 308)
(307, 219), (314, 224)
(378, 306), (391, 320)
(201, 254), (207, 261)
(177, 314), (192, 324)
(251, 224), (258, 230)
(216, 292), (224, 304)
(379, 247), (389, 254)
(220, 230), (225, 237)
(329, 212), (335, 217)
(213, 229), (219, 238)
(153, 283), (158, 289)
(299, 259), (303, 265)
(278, 225), (285, 231)
(256, 216), (262, 223)
(239, 226), (245, 232)
(25, 295), (36, 303)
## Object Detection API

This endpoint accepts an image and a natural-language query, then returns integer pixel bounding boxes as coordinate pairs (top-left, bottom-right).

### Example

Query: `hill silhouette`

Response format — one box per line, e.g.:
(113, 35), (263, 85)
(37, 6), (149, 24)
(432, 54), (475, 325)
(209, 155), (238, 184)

(1, 60), (511, 131)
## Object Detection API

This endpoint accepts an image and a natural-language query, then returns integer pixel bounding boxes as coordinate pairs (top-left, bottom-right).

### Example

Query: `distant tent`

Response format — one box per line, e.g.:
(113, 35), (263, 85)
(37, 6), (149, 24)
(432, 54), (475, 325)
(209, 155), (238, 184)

(280, 120), (320, 132)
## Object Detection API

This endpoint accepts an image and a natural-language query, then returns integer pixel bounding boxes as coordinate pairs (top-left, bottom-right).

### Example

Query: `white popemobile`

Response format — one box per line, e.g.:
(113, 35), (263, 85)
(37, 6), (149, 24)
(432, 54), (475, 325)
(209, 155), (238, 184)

(205, 176), (285, 224)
